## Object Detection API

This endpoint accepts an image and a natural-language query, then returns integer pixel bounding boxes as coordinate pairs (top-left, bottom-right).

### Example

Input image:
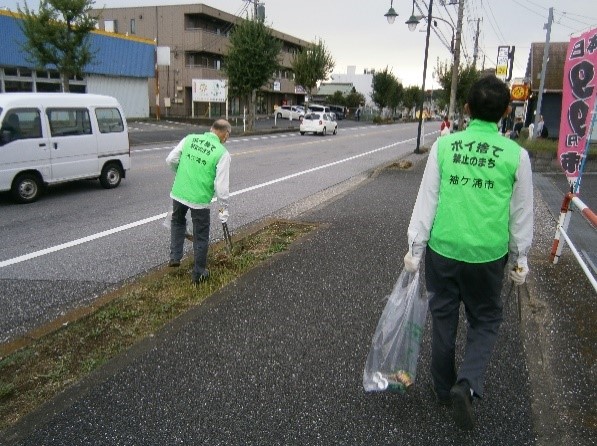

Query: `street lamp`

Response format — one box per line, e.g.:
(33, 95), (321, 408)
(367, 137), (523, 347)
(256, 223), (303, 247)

(384, 0), (398, 24)
(386, 0), (435, 153)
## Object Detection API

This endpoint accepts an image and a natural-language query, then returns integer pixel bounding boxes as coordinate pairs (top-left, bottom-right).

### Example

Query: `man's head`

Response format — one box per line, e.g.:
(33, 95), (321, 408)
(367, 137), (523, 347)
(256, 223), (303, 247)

(211, 119), (232, 143)
(465, 75), (511, 123)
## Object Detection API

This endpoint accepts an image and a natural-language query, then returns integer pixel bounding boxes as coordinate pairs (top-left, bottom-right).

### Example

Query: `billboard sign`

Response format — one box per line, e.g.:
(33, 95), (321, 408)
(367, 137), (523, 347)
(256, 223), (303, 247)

(192, 79), (228, 103)
(495, 46), (510, 80)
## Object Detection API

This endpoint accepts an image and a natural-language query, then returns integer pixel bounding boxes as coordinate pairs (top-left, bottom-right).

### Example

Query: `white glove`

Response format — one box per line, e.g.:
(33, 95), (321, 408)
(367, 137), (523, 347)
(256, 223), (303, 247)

(218, 208), (229, 224)
(509, 256), (529, 285)
(404, 251), (421, 273)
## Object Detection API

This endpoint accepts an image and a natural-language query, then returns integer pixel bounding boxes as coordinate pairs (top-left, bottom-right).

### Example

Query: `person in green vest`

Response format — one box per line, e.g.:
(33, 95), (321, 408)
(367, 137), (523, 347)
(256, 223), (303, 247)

(403, 75), (533, 431)
(166, 119), (232, 285)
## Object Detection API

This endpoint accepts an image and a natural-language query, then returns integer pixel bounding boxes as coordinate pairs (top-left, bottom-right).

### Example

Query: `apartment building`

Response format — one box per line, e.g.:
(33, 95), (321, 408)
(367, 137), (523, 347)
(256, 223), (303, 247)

(92, 3), (310, 118)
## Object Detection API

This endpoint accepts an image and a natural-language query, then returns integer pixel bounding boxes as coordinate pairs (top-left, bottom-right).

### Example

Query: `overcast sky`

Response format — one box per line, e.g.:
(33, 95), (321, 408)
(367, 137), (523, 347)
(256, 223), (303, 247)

(1, 0), (595, 88)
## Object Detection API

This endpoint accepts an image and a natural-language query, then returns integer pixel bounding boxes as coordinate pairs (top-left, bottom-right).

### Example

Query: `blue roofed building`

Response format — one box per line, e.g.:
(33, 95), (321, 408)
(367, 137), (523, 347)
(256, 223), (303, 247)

(0, 9), (155, 118)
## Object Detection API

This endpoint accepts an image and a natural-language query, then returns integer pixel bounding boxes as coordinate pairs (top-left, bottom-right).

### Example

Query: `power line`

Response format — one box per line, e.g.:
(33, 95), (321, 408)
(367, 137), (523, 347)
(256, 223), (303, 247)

(483, 0), (507, 43)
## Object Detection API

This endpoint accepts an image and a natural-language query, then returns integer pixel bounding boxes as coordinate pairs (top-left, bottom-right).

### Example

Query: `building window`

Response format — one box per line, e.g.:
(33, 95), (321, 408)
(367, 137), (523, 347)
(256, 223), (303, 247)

(130, 19), (136, 35)
(105, 20), (118, 33)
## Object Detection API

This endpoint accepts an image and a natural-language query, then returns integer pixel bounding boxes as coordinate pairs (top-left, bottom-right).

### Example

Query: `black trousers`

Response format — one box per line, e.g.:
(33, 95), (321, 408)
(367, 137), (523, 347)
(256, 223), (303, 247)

(425, 247), (507, 398)
(170, 200), (211, 281)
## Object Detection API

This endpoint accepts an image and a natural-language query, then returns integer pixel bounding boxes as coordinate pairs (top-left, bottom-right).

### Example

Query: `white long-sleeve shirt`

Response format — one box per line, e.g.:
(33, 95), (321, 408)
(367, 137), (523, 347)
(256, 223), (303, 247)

(166, 135), (231, 210)
(407, 139), (534, 263)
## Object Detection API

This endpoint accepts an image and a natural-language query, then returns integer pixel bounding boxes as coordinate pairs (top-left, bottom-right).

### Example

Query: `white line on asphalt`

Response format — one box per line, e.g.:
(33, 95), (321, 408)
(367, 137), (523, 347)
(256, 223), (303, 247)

(0, 136), (415, 268)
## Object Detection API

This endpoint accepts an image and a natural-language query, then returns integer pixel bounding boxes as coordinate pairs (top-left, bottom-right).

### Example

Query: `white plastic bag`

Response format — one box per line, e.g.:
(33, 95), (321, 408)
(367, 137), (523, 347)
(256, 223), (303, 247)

(363, 269), (427, 393)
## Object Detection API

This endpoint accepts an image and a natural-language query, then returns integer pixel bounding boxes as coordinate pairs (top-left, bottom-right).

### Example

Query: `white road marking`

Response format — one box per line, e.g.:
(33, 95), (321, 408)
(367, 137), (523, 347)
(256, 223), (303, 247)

(1, 135), (416, 268)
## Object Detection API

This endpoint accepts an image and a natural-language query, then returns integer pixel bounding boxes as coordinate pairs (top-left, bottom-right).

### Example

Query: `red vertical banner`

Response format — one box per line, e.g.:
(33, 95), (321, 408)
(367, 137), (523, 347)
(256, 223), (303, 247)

(558, 28), (597, 191)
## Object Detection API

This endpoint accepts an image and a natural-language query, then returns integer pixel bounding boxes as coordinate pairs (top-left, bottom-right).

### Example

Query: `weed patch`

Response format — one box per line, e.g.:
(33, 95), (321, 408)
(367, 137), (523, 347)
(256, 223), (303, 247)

(0, 220), (315, 430)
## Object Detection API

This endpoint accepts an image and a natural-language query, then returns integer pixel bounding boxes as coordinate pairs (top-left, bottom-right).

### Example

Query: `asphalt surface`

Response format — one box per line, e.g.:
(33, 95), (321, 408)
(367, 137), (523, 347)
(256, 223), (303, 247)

(1, 139), (595, 445)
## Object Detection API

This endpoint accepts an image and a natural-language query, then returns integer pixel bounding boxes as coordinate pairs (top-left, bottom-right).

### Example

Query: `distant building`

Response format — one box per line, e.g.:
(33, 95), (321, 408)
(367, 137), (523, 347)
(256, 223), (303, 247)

(326, 66), (375, 106)
(524, 41), (568, 138)
(313, 82), (354, 103)
(91, 3), (310, 117)
(0, 10), (154, 118)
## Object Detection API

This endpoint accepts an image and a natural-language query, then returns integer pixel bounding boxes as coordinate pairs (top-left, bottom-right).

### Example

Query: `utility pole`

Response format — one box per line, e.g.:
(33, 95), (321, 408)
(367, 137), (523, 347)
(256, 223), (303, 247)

(448, 0), (464, 123)
(534, 7), (553, 137)
(472, 18), (481, 68)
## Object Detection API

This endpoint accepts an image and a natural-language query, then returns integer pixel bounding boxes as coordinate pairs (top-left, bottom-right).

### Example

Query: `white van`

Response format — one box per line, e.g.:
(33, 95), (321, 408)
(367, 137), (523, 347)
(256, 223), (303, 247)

(0, 93), (130, 203)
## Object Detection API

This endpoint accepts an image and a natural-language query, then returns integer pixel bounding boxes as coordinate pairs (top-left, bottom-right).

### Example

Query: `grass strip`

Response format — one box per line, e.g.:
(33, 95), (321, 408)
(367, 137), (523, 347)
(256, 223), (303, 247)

(0, 220), (316, 431)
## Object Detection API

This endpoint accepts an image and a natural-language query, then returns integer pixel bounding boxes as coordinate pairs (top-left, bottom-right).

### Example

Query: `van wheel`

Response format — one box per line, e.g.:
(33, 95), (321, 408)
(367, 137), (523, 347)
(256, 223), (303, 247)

(300, 131), (305, 135)
(12, 173), (42, 204)
(100, 162), (123, 189)
(321, 127), (327, 136)
(333, 127), (337, 135)
(276, 112), (282, 119)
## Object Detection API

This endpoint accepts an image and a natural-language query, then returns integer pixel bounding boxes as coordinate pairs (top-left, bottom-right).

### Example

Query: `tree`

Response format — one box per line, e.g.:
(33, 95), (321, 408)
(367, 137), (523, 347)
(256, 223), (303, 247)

(327, 91), (346, 106)
(434, 60), (479, 127)
(345, 89), (366, 110)
(402, 86), (423, 119)
(225, 17), (282, 131)
(371, 67), (401, 116)
(18, 0), (98, 92)
(291, 39), (335, 111)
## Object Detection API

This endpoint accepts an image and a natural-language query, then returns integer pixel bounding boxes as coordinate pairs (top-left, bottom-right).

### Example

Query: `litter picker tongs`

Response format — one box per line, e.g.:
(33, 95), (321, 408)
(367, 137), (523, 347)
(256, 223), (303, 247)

(222, 222), (233, 254)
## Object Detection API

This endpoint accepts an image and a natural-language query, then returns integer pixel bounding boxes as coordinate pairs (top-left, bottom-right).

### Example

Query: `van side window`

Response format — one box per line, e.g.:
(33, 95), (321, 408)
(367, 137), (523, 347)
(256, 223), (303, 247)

(96, 108), (124, 133)
(47, 108), (92, 137)
(0, 108), (42, 145)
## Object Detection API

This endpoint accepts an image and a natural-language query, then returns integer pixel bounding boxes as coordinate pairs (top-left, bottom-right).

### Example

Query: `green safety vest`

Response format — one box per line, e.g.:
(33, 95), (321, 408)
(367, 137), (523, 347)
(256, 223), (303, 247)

(171, 132), (226, 205)
(428, 119), (521, 263)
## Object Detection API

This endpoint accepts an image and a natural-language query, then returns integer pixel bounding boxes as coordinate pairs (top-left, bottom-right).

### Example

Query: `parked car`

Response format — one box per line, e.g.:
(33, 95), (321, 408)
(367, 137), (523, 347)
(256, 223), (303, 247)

(274, 105), (304, 121)
(328, 105), (346, 120)
(0, 93), (130, 203)
(299, 112), (338, 136)
(306, 104), (331, 115)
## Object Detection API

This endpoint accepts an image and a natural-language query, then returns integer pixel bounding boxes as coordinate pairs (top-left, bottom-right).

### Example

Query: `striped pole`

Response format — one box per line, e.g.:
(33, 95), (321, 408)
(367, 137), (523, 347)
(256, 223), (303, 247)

(571, 195), (597, 230)
(550, 193), (573, 264)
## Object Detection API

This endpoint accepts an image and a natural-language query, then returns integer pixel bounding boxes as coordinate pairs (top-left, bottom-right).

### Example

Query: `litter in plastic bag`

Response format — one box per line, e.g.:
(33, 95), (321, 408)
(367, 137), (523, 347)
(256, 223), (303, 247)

(162, 209), (193, 241)
(363, 269), (428, 393)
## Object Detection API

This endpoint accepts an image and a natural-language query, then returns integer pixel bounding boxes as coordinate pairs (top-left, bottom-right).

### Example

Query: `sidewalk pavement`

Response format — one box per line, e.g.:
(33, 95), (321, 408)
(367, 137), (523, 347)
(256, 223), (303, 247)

(1, 153), (594, 445)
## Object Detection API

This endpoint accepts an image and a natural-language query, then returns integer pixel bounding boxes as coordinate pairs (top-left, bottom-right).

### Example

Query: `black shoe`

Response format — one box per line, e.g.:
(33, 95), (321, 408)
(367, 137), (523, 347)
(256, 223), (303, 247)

(450, 380), (474, 430)
(192, 270), (210, 285)
(168, 259), (181, 267)
(429, 383), (451, 406)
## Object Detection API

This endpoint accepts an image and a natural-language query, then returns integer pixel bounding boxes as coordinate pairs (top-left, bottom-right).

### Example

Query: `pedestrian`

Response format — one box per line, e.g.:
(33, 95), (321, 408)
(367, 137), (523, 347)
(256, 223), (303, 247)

(403, 75), (534, 431)
(535, 115), (545, 138)
(356, 106), (361, 121)
(166, 119), (232, 285)
(440, 115), (451, 136)
(510, 117), (523, 139)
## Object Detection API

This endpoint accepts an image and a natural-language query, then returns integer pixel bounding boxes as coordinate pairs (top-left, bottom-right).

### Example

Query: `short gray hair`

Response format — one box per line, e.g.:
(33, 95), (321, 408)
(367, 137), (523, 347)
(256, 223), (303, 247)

(211, 119), (231, 134)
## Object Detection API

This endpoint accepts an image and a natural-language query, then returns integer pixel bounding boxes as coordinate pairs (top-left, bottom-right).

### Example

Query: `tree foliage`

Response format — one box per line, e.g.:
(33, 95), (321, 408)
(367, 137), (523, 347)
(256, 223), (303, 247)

(371, 67), (402, 114)
(325, 89), (366, 114)
(327, 91), (346, 106)
(345, 90), (366, 109)
(434, 60), (480, 121)
(18, 0), (98, 92)
(402, 86), (423, 117)
(225, 17), (282, 131)
(291, 39), (335, 103)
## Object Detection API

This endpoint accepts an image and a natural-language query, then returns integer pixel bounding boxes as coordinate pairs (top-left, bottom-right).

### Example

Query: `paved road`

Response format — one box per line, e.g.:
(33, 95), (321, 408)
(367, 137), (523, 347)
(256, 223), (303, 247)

(2, 148), (594, 445)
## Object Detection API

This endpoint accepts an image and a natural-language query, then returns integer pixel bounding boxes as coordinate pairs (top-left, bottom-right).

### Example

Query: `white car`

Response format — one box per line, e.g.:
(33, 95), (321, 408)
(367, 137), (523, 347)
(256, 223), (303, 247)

(274, 105), (304, 121)
(299, 112), (338, 136)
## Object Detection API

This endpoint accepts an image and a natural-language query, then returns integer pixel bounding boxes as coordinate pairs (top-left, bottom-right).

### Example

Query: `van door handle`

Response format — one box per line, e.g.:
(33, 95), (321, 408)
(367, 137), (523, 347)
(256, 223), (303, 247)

(39, 143), (46, 147)
(53, 143), (58, 149)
